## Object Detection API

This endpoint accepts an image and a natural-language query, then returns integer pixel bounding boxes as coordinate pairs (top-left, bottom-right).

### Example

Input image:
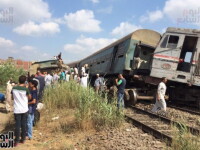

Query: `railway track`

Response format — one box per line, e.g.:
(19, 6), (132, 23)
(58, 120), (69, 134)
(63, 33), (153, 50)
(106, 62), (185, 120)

(125, 106), (200, 145)
(168, 105), (200, 116)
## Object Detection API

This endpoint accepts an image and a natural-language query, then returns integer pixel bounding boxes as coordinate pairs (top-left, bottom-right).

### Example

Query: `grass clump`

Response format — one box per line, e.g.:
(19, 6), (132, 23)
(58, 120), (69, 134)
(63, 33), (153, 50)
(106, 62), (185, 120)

(170, 123), (200, 150)
(43, 81), (124, 130)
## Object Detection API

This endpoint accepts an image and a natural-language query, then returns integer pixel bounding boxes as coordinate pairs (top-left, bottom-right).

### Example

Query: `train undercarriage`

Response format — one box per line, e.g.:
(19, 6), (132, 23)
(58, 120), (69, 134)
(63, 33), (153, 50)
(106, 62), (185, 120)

(96, 70), (200, 110)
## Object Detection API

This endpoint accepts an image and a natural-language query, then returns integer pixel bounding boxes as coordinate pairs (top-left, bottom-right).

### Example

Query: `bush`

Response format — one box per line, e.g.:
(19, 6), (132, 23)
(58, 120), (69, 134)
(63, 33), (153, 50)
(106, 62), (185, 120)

(43, 81), (124, 130)
(0, 62), (26, 85)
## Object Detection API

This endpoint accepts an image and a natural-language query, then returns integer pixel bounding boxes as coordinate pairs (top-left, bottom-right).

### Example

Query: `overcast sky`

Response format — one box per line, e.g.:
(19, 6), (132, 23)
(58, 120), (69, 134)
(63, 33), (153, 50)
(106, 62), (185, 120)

(0, 0), (200, 63)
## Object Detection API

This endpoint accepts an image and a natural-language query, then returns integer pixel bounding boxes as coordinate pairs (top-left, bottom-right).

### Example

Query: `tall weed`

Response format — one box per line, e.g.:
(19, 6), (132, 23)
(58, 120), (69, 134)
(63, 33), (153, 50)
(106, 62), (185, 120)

(43, 81), (124, 130)
(170, 123), (200, 150)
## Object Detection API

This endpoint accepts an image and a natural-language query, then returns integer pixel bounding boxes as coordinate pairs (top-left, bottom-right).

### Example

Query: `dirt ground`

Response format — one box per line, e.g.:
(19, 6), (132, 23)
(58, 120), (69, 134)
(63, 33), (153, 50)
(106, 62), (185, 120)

(0, 103), (168, 150)
(0, 102), (12, 131)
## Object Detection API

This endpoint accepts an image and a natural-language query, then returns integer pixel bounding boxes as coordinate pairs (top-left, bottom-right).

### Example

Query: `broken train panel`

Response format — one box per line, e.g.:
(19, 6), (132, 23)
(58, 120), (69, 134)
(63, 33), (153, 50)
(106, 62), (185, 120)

(29, 59), (67, 75)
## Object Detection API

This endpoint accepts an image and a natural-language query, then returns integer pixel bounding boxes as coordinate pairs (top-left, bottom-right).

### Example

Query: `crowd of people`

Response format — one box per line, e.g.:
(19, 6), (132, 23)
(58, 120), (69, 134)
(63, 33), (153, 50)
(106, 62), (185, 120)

(0, 66), (168, 147)
(0, 67), (102, 147)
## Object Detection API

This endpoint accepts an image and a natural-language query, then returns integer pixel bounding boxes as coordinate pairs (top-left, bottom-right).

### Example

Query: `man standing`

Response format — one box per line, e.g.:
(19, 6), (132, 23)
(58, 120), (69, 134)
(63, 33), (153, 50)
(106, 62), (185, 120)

(59, 70), (66, 81)
(74, 67), (78, 81)
(12, 75), (31, 146)
(5, 80), (15, 112)
(94, 74), (101, 93)
(80, 73), (88, 88)
(152, 77), (167, 114)
(27, 80), (38, 140)
(115, 74), (126, 109)
(53, 72), (59, 84)
(45, 73), (53, 87)
(35, 71), (45, 101)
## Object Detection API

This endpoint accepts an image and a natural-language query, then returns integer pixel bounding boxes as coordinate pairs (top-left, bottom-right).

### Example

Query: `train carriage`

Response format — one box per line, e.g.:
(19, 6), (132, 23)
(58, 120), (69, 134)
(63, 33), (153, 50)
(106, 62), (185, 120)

(151, 27), (200, 107)
(79, 29), (161, 77)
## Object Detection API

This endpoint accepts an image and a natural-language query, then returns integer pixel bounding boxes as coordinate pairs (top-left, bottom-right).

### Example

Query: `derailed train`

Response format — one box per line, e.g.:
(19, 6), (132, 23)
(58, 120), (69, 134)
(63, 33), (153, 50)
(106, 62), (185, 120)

(68, 27), (200, 108)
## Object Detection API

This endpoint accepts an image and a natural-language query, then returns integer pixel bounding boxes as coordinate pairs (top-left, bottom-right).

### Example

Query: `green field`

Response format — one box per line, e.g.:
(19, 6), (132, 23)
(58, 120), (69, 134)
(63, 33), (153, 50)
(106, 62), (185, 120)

(0, 85), (6, 94)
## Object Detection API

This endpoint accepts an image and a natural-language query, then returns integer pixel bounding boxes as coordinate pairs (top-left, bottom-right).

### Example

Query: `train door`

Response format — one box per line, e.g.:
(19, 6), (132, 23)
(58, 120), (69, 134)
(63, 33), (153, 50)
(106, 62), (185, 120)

(110, 45), (118, 72)
(194, 53), (200, 76)
(177, 36), (198, 72)
(132, 44), (155, 75)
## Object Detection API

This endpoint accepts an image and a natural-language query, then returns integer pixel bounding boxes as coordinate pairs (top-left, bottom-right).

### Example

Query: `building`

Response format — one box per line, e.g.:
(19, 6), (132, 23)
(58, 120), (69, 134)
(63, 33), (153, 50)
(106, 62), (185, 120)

(0, 57), (32, 71)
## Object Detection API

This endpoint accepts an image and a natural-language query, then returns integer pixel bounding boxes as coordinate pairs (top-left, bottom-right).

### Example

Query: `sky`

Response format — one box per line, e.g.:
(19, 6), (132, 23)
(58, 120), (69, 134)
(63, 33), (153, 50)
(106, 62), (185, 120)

(0, 0), (200, 63)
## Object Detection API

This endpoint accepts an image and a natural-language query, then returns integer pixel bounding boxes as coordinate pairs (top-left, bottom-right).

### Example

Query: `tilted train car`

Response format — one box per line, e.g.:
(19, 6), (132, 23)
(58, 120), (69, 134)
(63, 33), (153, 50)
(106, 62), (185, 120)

(150, 27), (200, 107)
(79, 29), (161, 77)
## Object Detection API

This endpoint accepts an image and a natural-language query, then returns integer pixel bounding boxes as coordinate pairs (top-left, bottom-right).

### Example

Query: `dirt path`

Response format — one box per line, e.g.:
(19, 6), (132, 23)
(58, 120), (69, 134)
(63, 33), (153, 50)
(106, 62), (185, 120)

(0, 104), (168, 150)
(0, 102), (12, 132)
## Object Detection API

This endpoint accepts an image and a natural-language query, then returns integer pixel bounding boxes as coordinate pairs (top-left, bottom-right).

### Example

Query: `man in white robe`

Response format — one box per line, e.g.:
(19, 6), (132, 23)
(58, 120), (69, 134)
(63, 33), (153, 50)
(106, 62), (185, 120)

(152, 77), (167, 113)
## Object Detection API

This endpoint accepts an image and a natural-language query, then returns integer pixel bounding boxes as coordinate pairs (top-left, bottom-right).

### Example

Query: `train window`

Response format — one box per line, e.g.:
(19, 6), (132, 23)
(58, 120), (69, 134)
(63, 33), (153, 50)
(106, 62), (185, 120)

(184, 52), (192, 63)
(160, 35), (169, 48)
(118, 55), (124, 58)
(101, 61), (105, 63)
(167, 36), (179, 48)
(97, 62), (100, 64)
(160, 35), (179, 49)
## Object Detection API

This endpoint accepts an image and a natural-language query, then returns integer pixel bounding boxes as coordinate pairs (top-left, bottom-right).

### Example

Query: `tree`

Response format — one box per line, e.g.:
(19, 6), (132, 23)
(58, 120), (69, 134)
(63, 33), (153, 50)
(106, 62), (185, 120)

(0, 62), (26, 85)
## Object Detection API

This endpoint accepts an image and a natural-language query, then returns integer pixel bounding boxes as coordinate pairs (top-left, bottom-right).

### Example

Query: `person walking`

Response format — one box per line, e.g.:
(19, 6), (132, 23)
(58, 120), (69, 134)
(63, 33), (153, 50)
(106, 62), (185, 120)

(12, 75), (31, 146)
(115, 74), (126, 109)
(152, 77), (168, 114)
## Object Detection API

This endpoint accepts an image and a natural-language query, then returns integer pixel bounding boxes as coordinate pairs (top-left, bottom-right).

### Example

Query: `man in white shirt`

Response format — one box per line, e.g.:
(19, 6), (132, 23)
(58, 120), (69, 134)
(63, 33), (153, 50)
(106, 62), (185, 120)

(80, 73), (88, 88)
(5, 80), (14, 112)
(152, 77), (167, 113)
(53, 72), (59, 84)
(45, 73), (53, 86)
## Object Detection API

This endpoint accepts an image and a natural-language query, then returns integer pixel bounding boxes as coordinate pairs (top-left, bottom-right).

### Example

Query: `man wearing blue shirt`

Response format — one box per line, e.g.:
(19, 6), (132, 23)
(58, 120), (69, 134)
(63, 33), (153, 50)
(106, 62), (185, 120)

(115, 74), (126, 109)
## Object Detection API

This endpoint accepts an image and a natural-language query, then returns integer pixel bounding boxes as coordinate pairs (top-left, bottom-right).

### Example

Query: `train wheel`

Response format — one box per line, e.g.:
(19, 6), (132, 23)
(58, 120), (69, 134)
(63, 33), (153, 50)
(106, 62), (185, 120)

(124, 90), (130, 106)
(128, 89), (137, 105)
(124, 90), (130, 101)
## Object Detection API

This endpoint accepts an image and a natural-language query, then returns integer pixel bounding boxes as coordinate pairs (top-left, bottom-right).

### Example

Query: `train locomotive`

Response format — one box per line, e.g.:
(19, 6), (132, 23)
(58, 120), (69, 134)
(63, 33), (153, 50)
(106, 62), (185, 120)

(68, 27), (200, 109)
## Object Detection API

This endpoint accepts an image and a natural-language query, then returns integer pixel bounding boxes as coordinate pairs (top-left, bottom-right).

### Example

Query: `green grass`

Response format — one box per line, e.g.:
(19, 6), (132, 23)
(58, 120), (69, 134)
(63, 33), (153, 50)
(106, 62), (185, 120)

(169, 123), (200, 150)
(43, 81), (124, 130)
(0, 85), (6, 94)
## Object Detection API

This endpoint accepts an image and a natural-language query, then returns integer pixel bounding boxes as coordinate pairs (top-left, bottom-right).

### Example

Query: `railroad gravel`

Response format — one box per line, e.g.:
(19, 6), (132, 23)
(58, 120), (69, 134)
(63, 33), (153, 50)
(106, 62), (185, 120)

(75, 122), (167, 150)
(136, 103), (200, 129)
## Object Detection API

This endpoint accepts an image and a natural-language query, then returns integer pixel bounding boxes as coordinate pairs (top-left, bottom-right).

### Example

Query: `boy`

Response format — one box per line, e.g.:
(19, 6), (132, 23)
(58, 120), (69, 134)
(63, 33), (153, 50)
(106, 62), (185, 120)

(27, 80), (38, 140)
(12, 75), (31, 146)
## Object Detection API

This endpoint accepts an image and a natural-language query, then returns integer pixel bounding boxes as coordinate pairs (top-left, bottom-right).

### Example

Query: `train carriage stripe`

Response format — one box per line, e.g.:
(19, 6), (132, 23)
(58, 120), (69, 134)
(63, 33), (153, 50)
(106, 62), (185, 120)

(153, 54), (197, 64)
